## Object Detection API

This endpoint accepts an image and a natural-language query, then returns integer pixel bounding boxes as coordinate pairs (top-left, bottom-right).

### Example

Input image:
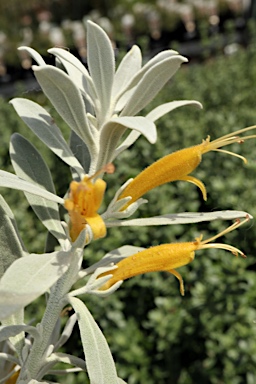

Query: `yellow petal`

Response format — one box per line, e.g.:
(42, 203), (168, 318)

(99, 242), (196, 290)
(86, 214), (107, 240)
(64, 176), (106, 241)
(118, 143), (204, 208)
(180, 175), (207, 201)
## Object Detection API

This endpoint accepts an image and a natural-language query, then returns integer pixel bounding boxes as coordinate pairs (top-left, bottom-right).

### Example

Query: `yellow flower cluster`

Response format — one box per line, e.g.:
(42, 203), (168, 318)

(65, 127), (255, 293)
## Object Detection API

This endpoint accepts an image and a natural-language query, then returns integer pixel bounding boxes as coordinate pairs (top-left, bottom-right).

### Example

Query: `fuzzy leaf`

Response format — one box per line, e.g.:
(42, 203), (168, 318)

(0, 324), (39, 342)
(10, 134), (66, 243)
(121, 55), (188, 117)
(115, 49), (178, 103)
(0, 249), (72, 320)
(0, 196), (25, 278)
(97, 116), (156, 168)
(0, 196), (25, 352)
(112, 45), (142, 99)
(53, 313), (77, 351)
(33, 65), (95, 150)
(106, 210), (252, 227)
(0, 170), (64, 204)
(48, 47), (96, 103)
(146, 100), (203, 122)
(69, 131), (91, 174)
(114, 130), (141, 159)
(10, 98), (84, 177)
(87, 21), (115, 123)
(18, 46), (46, 66)
(69, 297), (119, 384)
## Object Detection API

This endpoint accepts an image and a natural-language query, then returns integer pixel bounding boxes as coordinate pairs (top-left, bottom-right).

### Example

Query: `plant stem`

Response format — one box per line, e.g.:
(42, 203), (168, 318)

(18, 248), (82, 381)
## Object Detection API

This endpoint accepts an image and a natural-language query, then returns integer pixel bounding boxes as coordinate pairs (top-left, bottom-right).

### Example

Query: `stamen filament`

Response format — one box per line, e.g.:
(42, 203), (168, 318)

(212, 149), (247, 163)
(199, 217), (248, 246)
(204, 125), (256, 153)
(198, 243), (245, 257)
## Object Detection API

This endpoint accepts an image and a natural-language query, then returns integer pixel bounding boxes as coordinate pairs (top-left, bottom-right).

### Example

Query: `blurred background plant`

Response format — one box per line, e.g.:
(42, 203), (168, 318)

(1, 1), (256, 383)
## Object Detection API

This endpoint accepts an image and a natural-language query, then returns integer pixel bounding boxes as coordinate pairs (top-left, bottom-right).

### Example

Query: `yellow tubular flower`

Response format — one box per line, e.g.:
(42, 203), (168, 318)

(64, 175), (107, 242)
(99, 217), (248, 295)
(119, 126), (256, 208)
(64, 164), (115, 241)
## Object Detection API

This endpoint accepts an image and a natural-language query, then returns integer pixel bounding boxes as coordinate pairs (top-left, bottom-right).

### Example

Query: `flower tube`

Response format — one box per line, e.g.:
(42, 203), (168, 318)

(98, 217), (248, 295)
(119, 126), (256, 208)
(64, 164), (115, 241)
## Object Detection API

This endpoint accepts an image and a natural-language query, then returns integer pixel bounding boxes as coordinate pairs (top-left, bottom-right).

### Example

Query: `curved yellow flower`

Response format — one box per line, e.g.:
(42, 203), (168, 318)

(99, 217), (248, 295)
(119, 126), (256, 208)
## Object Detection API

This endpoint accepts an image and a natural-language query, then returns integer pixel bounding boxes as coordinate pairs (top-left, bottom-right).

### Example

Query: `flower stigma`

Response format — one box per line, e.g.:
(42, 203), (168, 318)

(118, 126), (256, 209)
(98, 217), (249, 295)
(64, 164), (114, 242)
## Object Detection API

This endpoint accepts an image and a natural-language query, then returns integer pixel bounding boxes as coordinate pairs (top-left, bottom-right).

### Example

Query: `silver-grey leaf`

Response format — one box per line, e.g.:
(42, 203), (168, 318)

(0, 170), (63, 204)
(0, 195), (25, 279)
(97, 116), (156, 169)
(146, 100), (203, 122)
(112, 45), (142, 100)
(33, 65), (95, 151)
(69, 297), (119, 384)
(18, 47), (46, 66)
(121, 55), (188, 116)
(87, 20), (115, 125)
(106, 210), (252, 227)
(10, 98), (85, 178)
(10, 134), (66, 243)
(0, 249), (72, 320)
(0, 325), (39, 343)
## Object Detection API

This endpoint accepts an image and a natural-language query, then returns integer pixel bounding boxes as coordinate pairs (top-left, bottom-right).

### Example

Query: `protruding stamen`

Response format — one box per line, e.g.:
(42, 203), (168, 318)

(203, 125), (256, 154)
(195, 216), (250, 257)
(212, 149), (247, 164)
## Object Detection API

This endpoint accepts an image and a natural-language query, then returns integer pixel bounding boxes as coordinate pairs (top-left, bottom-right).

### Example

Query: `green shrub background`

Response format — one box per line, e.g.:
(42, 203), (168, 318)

(1, 46), (256, 383)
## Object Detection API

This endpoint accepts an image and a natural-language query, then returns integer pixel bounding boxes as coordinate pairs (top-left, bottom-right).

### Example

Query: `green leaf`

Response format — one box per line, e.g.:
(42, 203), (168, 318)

(10, 134), (66, 243)
(0, 248), (72, 320)
(0, 170), (64, 204)
(87, 21), (115, 124)
(121, 55), (188, 116)
(69, 297), (119, 384)
(10, 98), (85, 178)
(33, 65), (96, 152)
(0, 324), (39, 342)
